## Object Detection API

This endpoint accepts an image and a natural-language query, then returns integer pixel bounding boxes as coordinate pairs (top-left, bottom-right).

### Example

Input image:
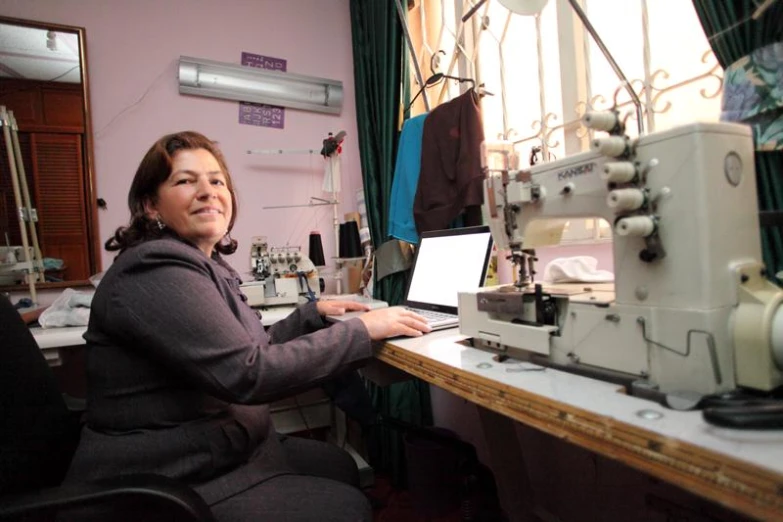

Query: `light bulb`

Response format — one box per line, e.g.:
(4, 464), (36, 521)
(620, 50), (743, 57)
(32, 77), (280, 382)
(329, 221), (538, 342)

(46, 30), (57, 51)
(497, 0), (549, 16)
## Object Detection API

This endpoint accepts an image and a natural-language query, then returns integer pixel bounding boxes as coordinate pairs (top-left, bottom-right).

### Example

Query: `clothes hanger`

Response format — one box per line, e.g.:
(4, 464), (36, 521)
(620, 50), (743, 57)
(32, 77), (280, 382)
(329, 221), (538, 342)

(405, 51), (493, 112)
(406, 72), (484, 111)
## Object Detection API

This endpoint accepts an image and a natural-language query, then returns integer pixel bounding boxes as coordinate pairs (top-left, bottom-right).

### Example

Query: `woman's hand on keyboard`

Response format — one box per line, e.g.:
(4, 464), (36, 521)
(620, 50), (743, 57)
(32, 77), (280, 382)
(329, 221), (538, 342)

(316, 299), (370, 316)
(358, 306), (432, 339)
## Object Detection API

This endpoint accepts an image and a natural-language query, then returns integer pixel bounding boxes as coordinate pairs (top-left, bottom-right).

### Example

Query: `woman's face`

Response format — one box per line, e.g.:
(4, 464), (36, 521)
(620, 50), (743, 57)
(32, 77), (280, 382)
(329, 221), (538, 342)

(145, 148), (233, 257)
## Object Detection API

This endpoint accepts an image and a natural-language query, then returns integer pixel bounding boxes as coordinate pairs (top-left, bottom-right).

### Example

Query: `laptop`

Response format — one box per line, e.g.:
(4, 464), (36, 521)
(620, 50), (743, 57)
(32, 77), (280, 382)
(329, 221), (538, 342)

(402, 225), (493, 330)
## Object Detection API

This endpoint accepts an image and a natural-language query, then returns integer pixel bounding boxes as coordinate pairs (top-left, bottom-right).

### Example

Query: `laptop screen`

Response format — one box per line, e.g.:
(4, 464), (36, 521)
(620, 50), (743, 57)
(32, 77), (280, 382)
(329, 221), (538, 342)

(405, 225), (493, 313)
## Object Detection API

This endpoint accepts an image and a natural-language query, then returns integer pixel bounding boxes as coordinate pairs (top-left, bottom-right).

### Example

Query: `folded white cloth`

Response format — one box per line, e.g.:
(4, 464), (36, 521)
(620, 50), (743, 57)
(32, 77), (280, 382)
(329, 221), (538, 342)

(39, 288), (93, 328)
(543, 256), (614, 283)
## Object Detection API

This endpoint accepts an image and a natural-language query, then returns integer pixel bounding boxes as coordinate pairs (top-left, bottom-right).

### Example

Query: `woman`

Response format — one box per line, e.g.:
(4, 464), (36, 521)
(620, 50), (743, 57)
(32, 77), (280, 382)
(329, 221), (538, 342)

(64, 131), (430, 521)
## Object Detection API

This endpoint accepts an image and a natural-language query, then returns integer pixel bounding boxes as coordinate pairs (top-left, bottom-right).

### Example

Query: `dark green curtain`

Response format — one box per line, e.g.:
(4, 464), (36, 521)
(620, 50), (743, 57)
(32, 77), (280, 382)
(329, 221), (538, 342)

(692, 1), (783, 277)
(350, 0), (433, 485)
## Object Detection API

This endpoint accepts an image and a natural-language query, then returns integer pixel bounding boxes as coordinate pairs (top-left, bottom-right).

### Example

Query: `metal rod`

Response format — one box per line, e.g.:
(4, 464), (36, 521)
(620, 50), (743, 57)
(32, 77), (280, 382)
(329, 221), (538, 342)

(753, 0), (775, 20)
(535, 13), (549, 160)
(0, 106), (37, 303)
(263, 198), (337, 210)
(9, 113), (45, 279)
(567, 0), (644, 135)
(247, 148), (321, 155)
(462, 0), (488, 22)
(395, 0), (430, 111)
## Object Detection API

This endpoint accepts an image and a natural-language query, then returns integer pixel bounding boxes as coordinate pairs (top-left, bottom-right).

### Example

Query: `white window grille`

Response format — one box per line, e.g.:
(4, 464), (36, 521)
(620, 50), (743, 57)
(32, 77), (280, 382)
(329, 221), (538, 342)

(403, 0), (723, 243)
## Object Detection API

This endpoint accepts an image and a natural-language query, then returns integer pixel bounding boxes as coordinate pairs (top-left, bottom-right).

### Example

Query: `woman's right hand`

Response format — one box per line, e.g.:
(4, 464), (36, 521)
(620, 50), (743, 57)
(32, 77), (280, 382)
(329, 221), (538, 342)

(358, 306), (431, 340)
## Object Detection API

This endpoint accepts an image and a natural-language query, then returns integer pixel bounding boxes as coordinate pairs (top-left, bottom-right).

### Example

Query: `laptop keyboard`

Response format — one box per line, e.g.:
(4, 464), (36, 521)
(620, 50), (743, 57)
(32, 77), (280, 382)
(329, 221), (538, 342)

(406, 307), (455, 324)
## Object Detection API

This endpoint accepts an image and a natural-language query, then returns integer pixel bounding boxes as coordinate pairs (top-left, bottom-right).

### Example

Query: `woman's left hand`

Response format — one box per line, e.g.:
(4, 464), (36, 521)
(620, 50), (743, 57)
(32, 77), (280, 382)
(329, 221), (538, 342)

(316, 299), (371, 316)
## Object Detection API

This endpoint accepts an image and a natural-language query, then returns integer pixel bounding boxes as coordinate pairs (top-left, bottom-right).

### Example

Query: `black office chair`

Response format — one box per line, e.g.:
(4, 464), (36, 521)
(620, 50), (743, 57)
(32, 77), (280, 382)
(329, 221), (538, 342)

(0, 295), (215, 522)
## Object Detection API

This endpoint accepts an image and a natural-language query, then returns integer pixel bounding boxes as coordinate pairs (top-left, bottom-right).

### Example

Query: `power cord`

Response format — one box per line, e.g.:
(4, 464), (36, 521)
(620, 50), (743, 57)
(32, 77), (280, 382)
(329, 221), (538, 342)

(297, 271), (317, 302)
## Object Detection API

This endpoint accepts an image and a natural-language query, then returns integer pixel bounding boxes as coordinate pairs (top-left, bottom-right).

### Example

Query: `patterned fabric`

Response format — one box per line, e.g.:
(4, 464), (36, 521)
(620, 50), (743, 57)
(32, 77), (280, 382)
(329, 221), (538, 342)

(721, 41), (783, 151)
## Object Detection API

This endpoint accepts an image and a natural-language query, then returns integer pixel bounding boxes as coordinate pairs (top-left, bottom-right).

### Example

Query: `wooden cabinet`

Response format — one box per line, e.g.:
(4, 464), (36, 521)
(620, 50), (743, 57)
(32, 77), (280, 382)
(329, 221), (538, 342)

(0, 132), (90, 281)
(41, 88), (84, 129)
(32, 133), (90, 281)
(0, 79), (84, 132)
(0, 87), (41, 127)
(0, 79), (91, 282)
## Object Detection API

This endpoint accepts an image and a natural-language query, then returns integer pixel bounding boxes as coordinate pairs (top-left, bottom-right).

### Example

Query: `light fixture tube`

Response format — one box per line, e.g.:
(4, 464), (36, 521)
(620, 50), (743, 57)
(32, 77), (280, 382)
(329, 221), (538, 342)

(178, 56), (343, 115)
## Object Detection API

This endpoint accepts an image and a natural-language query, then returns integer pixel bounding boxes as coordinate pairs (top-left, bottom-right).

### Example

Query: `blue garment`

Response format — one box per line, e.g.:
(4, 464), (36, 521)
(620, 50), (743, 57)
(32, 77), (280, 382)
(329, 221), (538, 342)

(388, 114), (428, 244)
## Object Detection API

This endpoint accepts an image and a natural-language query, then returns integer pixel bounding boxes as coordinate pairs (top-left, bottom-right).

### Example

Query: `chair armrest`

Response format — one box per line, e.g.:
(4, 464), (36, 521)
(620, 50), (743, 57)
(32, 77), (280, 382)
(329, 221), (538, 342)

(0, 473), (214, 522)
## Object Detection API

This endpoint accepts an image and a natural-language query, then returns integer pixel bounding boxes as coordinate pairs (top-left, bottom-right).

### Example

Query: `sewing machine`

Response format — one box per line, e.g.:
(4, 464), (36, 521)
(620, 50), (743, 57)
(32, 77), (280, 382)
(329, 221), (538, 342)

(240, 236), (320, 307)
(0, 245), (37, 285)
(459, 115), (783, 397)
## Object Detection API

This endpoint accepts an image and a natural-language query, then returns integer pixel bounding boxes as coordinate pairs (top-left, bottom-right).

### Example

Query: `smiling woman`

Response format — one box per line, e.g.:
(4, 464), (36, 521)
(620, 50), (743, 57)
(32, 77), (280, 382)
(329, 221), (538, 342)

(144, 149), (234, 258)
(0, 16), (100, 290)
(104, 131), (239, 258)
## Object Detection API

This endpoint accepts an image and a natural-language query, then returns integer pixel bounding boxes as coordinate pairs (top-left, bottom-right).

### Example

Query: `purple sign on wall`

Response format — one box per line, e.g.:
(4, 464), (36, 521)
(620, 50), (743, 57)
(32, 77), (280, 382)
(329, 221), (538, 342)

(239, 103), (284, 129)
(239, 52), (287, 129)
(241, 52), (287, 72)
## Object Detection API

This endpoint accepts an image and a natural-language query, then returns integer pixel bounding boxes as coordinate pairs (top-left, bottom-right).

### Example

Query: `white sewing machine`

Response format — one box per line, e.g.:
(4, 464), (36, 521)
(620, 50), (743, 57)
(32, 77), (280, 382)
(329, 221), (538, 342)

(459, 115), (783, 397)
(240, 236), (320, 307)
(0, 245), (37, 285)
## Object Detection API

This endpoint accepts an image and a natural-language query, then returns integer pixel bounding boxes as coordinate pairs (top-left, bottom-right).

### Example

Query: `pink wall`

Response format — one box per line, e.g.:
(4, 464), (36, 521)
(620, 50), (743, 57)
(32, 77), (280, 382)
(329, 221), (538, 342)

(1, 0), (361, 285)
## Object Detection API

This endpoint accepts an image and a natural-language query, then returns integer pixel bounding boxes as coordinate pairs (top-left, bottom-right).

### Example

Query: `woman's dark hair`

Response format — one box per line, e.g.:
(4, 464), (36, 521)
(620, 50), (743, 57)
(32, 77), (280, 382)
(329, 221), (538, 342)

(105, 131), (238, 255)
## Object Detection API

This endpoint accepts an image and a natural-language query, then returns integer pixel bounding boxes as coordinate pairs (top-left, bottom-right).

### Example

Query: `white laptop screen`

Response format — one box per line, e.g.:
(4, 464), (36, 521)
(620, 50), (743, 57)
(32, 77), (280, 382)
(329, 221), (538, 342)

(405, 226), (493, 312)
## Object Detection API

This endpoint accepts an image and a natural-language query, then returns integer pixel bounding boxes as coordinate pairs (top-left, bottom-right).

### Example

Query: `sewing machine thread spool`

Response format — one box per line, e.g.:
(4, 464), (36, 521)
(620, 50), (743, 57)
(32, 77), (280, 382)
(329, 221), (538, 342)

(615, 216), (655, 237)
(339, 221), (362, 258)
(308, 231), (326, 267)
(592, 136), (627, 157)
(583, 111), (619, 132)
(607, 188), (645, 211)
(602, 161), (636, 183)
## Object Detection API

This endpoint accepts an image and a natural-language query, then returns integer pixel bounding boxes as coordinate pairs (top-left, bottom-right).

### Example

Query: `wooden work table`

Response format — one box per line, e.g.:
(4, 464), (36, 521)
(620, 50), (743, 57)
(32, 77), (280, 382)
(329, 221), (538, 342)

(376, 328), (783, 521)
(28, 304), (783, 519)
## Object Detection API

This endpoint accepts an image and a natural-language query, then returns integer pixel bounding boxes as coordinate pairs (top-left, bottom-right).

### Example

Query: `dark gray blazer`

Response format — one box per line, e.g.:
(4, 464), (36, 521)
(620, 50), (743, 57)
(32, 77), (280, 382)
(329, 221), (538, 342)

(63, 236), (372, 506)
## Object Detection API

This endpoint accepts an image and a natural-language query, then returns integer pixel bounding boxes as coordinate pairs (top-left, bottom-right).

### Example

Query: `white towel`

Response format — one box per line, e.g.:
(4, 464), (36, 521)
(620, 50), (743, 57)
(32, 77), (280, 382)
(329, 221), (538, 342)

(39, 288), (93, 328)
(543, 256), (613, 283)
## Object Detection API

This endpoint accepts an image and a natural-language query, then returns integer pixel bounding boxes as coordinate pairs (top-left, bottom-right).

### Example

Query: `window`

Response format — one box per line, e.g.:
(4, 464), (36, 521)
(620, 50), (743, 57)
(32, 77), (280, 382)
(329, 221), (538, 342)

(404, 0), (722, 243)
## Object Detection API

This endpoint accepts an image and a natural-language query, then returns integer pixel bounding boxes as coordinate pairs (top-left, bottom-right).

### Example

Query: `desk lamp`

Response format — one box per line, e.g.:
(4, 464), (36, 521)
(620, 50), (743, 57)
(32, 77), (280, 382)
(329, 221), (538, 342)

(498, 0), (645, 136)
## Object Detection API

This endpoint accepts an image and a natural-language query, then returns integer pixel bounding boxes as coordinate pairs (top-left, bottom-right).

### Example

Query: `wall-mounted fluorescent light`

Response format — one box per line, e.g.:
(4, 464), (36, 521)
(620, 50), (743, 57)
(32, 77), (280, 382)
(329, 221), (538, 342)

(178, 56), (343, 115)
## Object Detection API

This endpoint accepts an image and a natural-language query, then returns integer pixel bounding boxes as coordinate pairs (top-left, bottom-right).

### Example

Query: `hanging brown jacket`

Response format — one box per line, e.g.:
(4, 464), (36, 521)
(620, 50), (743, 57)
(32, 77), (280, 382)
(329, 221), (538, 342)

(414, 90), (484, 234)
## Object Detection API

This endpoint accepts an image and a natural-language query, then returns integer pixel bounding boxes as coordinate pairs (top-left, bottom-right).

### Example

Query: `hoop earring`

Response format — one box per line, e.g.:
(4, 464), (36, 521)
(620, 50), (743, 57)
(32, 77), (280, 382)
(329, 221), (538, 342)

(155, 216), (166, 230)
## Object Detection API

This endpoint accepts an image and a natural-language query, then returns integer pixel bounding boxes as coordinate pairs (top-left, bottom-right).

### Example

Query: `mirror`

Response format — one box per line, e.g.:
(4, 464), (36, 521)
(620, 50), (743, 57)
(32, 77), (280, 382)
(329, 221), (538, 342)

(0, 16), (100, 290)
